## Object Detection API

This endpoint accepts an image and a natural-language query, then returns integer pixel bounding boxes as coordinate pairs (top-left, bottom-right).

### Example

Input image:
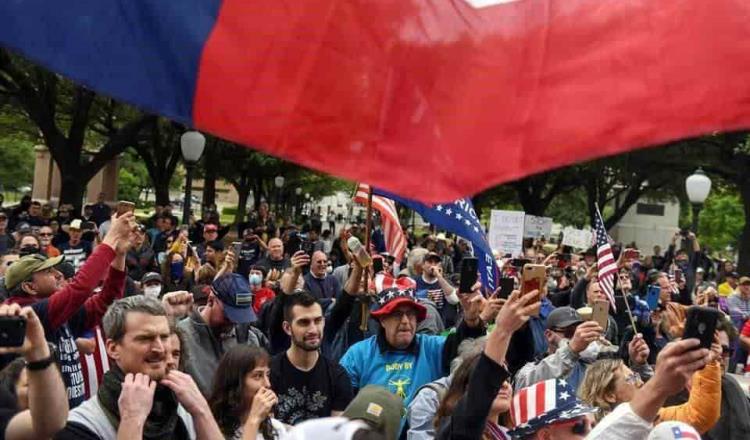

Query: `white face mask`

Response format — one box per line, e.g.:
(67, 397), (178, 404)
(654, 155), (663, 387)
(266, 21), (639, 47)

(326, 265), (333, 274)
(578, 340), (603, 362)
(143, 285), (162, 298)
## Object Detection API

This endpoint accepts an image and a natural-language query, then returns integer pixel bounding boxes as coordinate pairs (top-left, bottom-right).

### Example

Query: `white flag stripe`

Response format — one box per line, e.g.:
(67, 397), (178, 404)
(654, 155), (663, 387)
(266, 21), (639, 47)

(545, 379), (556, 412)
(526, 385), (537, 422)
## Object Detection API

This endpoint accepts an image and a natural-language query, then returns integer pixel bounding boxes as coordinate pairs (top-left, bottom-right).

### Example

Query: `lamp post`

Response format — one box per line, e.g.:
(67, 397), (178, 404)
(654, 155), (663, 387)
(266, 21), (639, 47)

(180, 131), (205, 226)
(685, 168), (712, 233)
(305, 192), (310, 216)
(294, 187), (302, 221)
(274, 176), (285, 216)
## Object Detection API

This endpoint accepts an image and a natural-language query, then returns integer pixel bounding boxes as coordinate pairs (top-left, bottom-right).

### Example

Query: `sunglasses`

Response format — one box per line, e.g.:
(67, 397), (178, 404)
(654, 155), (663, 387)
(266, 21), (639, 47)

(39, 233), (53, 237)
(624, 371), (643, 385)
(552, 417), (590, 435)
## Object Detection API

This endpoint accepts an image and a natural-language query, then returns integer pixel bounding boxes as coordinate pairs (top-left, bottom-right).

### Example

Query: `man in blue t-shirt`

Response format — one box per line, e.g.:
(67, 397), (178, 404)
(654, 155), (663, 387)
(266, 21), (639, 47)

(340, 282), (486, 432)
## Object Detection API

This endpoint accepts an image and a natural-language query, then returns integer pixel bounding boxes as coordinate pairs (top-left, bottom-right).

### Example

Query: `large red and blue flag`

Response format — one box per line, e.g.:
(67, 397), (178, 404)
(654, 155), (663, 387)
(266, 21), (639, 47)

(2, 1), (750, 203)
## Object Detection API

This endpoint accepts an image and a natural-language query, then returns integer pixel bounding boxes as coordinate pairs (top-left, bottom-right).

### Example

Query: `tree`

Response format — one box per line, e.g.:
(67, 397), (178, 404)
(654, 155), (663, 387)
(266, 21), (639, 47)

(697, 188), (744, 255)
(0, 49), (153, 210)
(131, 118), (184, 206)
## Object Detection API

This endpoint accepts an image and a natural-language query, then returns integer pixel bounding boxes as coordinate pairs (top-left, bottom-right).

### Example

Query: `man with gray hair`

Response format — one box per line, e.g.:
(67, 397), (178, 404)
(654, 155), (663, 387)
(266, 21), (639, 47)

(56, 296), (222, 440)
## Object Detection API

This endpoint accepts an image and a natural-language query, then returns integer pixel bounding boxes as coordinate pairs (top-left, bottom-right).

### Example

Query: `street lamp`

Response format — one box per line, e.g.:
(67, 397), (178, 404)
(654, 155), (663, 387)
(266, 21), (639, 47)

(685, 168), (712, 233)
(180, 131), (205, 225)
(274, 176), (285, 215)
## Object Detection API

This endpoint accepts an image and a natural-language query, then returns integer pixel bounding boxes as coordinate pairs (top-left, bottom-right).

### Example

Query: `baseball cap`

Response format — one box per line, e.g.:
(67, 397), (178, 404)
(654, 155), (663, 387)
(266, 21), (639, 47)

(141, 272), (162, 284)
(16, 223), (31, 234)
(423, 252), (441, 263)
(647, 421), (700, 440)
(281, 417), (373, 440)
(740, 276), (750, 286)
(0, 212), (6, 219)
(728, 271), (740, 279)
(211, 273), (257, 323)
(69, 219), (82, 230)
(5, 254), (64, 290)
(546, 307), (583, 330)
(343, 386), (403, 440)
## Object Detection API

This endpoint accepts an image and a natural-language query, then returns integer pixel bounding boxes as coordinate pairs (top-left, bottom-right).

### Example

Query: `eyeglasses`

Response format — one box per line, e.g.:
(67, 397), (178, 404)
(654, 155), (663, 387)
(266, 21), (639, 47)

(624, 371), (642, 385)
(390, 309), (417, 320)
(551, 417), (590, 435)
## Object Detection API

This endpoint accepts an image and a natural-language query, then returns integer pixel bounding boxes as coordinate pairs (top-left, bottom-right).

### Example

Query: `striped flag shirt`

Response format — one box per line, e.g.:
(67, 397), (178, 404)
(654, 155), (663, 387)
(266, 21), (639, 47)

(353, 183), (407, 264)
(594, 206), (618, 312)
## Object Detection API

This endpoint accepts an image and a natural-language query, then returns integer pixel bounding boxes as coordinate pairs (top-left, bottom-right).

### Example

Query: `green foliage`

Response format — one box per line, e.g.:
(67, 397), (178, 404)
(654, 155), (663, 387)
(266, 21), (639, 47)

(697, 189), (745, 254)
(0, 137), (34, 190)
(117, 150), (150, 205)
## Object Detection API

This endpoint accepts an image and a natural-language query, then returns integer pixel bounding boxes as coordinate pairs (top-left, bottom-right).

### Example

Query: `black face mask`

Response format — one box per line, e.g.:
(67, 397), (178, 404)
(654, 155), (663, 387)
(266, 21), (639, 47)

(19, 245), (41, 257)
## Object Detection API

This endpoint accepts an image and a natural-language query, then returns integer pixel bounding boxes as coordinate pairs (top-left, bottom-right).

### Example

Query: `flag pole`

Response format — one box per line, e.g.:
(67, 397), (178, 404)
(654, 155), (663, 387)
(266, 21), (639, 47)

(360, 186), (374, 331)
(623, 291), (638, 333)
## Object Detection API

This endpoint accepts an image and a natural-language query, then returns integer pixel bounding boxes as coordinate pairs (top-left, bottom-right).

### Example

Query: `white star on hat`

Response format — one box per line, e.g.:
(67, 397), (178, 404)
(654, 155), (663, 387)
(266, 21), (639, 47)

(560, 391), (570, 400)
(445, 208), (453, 215)
(559, 379), (568, 387)
(436, 205), (443, 211)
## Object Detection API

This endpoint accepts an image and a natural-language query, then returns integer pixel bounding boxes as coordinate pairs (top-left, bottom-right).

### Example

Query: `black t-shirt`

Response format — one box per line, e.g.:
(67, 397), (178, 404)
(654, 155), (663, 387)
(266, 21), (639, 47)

(0, 385), (18, 437)
(257, 257), (290, 274)
(236, 242), (262, 277)
(270, 352), (353, 425)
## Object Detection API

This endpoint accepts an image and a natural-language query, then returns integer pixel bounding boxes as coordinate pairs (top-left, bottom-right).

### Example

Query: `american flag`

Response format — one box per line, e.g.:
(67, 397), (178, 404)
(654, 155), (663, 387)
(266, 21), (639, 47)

(594, 205), (618, 312)
(353, 183), (407, 265)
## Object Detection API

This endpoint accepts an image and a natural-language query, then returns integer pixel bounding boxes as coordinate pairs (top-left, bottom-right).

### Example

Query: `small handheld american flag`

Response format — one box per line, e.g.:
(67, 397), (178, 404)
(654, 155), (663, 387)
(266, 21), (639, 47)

(594, 205), (618, 312)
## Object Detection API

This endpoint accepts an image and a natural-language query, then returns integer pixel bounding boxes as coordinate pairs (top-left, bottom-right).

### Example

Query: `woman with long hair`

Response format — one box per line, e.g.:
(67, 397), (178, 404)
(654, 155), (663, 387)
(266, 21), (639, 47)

(434, 352), (513, 439)
(208, 345), (285, 440)
(578, 354), (721, 433)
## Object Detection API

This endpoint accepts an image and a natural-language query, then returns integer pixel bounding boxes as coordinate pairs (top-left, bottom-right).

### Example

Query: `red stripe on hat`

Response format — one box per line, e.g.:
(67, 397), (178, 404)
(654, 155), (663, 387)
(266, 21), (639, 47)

(518, 387), (528, 424)
(535, 380), (546, 417)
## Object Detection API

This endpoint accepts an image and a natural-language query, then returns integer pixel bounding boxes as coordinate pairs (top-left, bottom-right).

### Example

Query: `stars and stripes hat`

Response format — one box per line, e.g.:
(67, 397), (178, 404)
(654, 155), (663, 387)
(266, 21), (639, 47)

(508, 379), (597, 438)
(370, 276), (426, 322)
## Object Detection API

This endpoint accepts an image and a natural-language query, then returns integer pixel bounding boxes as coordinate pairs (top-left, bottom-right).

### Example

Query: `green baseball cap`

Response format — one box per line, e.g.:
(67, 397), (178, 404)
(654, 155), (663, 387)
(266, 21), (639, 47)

(5, 254), (64, 290)
(343, 386), (403, 440)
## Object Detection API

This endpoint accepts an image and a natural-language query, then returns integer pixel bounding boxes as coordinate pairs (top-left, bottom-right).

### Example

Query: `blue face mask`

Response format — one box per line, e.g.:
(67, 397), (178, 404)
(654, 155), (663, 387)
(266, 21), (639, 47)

(249, 273), (263, 286)
(170, 262), (184, 280)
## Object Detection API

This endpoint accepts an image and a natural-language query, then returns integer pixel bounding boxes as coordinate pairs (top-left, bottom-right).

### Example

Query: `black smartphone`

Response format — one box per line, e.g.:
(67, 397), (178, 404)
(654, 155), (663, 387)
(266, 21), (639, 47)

(301, 240), (315, 257)
(373, 256), (384, 274)
(683, 306), (720, 350)
(0, 316), (26, 348)
(497, 277), (515, 299)
(459, 257), (479, 293)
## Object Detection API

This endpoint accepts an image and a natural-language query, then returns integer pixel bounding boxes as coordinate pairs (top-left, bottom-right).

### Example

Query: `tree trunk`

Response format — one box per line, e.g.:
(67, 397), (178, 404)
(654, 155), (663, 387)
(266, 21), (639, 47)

(202, 140), (217, 208)
(737, 178), (750, 274)
(235, 188), (250, 226)
(154, 181), (171, 206)
(58, 176), (87, 214)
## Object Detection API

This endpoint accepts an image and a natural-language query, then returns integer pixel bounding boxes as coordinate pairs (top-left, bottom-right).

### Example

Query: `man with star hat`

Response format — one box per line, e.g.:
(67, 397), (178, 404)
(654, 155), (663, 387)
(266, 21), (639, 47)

(507, 378), (598, 439)
(339, 280), (492, 433)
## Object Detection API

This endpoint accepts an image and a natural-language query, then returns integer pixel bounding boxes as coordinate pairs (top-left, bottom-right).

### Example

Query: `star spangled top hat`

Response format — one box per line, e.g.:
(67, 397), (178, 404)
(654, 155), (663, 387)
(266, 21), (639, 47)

(508, 378), (597, 438)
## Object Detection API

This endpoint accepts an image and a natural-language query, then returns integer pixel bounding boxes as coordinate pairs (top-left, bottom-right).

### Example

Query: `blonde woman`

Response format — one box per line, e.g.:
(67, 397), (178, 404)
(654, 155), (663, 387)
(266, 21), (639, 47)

(578, 348), (722, 434)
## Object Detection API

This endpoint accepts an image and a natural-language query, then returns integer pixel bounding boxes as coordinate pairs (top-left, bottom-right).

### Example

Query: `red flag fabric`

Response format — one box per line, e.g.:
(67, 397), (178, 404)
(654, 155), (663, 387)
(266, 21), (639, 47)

(4, 1), (750, 203)
(353, 184), (407, 264)
(193, 0), (750, 203)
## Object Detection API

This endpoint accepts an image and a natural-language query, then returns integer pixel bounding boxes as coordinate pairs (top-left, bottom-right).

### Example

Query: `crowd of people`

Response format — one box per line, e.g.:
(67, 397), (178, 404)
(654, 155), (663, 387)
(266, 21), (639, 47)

(0, 193), (747, 440)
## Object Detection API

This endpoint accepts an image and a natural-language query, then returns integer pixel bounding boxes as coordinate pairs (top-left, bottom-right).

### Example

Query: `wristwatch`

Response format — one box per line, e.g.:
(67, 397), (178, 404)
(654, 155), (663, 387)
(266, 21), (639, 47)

(25, 355), (55, 371)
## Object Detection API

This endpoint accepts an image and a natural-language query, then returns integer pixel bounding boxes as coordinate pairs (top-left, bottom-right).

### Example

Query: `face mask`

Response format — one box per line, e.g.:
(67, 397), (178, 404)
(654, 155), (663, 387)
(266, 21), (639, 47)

(19, 245), (40, 256)
(157, 252), (167, 265)
(249, 273), (263, 286)
(170, 262), (184, 280)
(326, 265), (333, 274)
(143, 285), (161, 298)
(578, 340), (603, 362)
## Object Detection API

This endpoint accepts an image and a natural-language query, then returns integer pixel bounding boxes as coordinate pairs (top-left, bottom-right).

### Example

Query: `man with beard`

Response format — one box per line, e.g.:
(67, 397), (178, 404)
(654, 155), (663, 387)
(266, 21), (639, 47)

(56, 296), (223, 439)
(270, 291), (353, 425)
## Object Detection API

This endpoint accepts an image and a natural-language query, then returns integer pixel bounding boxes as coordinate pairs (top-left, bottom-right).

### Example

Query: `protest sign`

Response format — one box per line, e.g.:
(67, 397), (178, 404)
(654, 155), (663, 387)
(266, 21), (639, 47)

(562, 227), (593, 250)
(489, 210), (525, 257)
(524, 215), (553, 239)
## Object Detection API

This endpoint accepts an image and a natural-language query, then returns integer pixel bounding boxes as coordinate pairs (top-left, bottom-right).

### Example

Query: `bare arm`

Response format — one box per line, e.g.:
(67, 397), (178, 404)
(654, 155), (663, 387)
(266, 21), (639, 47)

(161, 370), (223, 440)
(3, 306), (68, 440)
(281, 251), (310, 295)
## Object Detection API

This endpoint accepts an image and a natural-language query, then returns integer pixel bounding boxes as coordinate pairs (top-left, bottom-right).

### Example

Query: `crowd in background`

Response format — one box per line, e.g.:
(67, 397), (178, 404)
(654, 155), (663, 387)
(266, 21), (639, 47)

(0, 193), (747, 440)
